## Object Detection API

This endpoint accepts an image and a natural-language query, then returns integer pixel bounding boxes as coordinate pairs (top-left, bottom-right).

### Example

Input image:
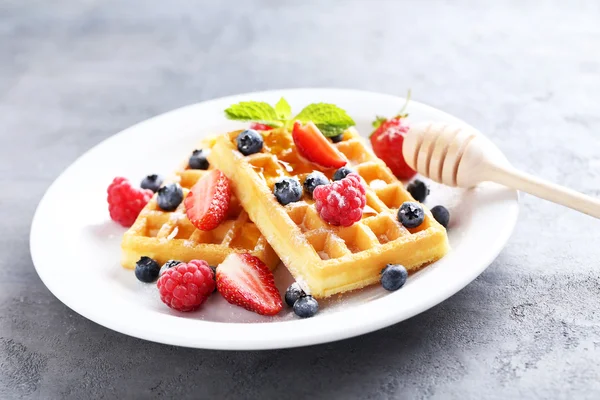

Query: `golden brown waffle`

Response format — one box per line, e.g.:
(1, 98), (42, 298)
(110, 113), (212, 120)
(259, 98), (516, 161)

(209, 127), (450, 298)
(120, 136), (279, 270)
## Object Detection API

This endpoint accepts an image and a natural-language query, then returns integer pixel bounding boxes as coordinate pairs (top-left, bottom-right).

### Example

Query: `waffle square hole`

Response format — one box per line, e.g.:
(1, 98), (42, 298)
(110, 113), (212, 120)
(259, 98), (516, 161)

(336, 141), (375, 165)
(356, 163), (395, 188)
(248, 155), (282, 185)
(177, 169), (206, 189)
(375, 183), (409, 210)
(364, 215), (404, 244)
(335, 224), (378, 253)
(287, 203), (308, 226)
(229, 223), (261, 250)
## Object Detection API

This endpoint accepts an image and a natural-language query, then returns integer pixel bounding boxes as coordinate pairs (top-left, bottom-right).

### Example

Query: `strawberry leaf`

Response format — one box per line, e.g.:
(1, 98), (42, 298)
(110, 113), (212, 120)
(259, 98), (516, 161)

(371, 116), (387, 129)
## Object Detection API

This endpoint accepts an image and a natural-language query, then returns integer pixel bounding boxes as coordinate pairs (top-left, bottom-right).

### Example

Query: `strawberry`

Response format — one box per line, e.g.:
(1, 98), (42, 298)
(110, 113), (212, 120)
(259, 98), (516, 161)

(216, 253), (283, 316)
(292, 121), (347, 169)
(184, 169), (231, 231)
(369, 93), (416, 180)
(249, 122), (273, 131)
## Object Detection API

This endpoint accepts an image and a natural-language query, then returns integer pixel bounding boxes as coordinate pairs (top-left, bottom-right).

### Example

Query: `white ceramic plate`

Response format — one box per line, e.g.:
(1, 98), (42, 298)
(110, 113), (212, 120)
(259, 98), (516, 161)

(30, 88), (518, 350)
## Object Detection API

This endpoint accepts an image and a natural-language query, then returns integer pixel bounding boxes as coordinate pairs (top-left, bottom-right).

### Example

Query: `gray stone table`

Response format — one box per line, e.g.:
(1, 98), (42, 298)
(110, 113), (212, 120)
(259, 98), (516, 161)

(2, 1), (600, 398)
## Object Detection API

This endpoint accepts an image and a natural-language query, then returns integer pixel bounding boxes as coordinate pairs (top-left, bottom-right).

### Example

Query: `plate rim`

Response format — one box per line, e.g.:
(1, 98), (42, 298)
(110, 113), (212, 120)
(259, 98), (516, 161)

(29, 87), (520, 350)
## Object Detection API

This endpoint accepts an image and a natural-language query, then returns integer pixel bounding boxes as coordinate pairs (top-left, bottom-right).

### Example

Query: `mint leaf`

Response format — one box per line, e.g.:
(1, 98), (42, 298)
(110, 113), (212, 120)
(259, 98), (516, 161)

(224, 101), (281, 126)
(274, 97), (292, 120)
(292, 103), (355, 128)
(316, 124), (347, 137)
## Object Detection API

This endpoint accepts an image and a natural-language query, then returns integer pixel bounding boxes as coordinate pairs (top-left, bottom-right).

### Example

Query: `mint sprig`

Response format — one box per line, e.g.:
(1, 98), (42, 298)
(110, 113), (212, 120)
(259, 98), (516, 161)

(274, 97), (291, 120)
(224, 98), (355, 137)
(224, 101), (283, 127)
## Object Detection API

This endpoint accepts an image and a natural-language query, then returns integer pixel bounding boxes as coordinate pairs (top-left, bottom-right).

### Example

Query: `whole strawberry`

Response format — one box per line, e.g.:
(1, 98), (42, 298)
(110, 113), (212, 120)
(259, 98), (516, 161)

(369, 92), (417, 180)
(157, 260), (216, 312)
(107, 177), (154, 227)
(313, 173), (366, 227)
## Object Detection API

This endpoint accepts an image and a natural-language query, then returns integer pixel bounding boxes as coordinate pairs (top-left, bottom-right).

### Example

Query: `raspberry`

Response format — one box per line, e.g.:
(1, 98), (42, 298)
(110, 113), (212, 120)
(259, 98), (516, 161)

(156, 260), (216, 312)
(107, 177), (153, 227)
(313, 173), (366, 227)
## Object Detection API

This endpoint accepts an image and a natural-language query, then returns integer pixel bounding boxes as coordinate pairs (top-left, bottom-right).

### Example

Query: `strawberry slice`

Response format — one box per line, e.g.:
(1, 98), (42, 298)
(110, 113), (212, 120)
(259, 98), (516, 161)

(216, 253), (283, 316)
(249, 122), (273, 131)
(184, 169), (231, 231)
(292, 121), (347, 169)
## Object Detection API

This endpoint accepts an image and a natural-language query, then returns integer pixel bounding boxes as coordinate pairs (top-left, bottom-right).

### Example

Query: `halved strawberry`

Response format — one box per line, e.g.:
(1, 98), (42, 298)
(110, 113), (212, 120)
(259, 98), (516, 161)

(216, 253), (283, 316)
(184, 169), (231, 231)
(292, 121), (347, 169)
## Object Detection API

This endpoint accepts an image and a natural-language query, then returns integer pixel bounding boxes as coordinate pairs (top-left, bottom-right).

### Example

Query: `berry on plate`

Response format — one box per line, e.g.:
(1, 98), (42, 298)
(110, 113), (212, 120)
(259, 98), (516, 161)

(237, 129), (264, 156)
(274, 177), (303, 205)
(333, 166), (354, 181)
(249, 122), (274, 131)
(140, 174), (163, 193)
(369, 93), (416, 180)
(313, 173), (366, 227)
(303, 172), (329, 197)
(292, 121), (347, 169)
(157, 260), (216, 312)
(156, 183), (184, 211)
(285, 282), (306, 307)
(406, 179), (430, 203)
(216, 253), (283, 316)
(135, 256), (161, 283)
(184, 169), (231, 231)
(431, 205), (450, 228)
(159, 259), (182, 276)
(397, 201), (425, 228)
(188, 149), (210, 170)
(380, 264), (408, 291)
(293, 296), (319, 318)
(107, 177), (154, 227)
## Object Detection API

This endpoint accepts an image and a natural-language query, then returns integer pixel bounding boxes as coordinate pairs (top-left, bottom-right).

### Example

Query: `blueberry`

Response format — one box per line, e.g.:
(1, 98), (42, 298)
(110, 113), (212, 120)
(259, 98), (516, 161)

(273, 178), (303, 205)
(159, 259), (182, 276)
(406, 179), (430, 203)
(398, 201), (425, 228)
(303, 172), (329, 197)
(330, 134), (344, 143)
(237, 129), (264, 156)
(285, 282), (306, 307)
(157, 183), (183, 211)
(431, 205), (450, 228)
(140, 174), (163, 193)
(333, 166), (354, 181)
(380, 264), (408, 291)
(135, 256), (161, 283)
(188, 149), (209, 170)
(293, 296), (319, 318)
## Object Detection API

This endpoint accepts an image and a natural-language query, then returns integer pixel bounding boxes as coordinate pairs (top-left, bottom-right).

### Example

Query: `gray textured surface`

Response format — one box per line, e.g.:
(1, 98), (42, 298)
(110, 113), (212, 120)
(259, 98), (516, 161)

(2, 0), (600, 399)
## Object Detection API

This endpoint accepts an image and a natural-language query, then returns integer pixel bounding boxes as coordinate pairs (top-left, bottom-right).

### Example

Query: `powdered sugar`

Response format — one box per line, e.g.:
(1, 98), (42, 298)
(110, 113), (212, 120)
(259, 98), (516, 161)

(369, 179), (387, 190)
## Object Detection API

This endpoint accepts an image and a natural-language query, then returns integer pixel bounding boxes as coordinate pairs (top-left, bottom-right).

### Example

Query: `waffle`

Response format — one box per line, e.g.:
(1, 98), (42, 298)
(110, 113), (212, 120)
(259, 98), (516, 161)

(120, 136), (279, 271)
(209, 127), (450, 298)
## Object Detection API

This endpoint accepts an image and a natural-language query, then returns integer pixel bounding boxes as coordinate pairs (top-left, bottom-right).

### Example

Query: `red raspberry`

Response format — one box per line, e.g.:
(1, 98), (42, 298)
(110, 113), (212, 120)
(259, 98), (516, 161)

(156, 260), (216, 312)
(107, 177), (153, 227)
(313, 173), (366, 227)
